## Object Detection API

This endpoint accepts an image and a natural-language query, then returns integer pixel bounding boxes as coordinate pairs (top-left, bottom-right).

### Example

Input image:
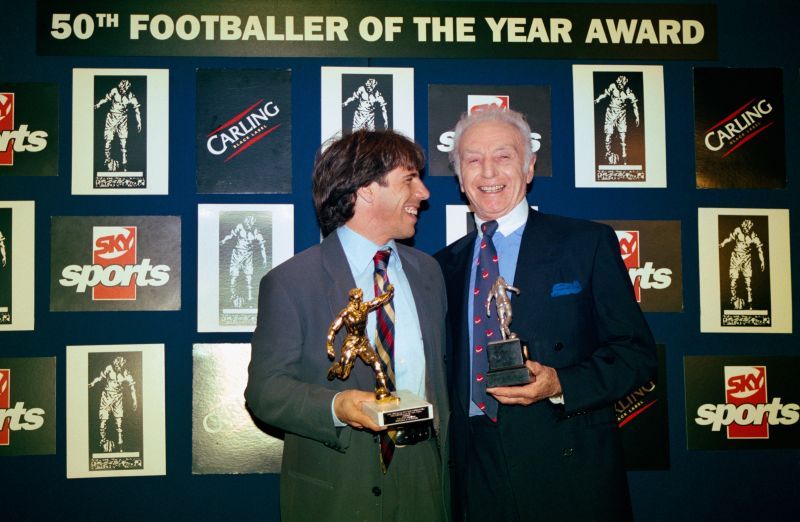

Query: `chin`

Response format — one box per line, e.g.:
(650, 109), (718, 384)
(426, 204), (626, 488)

(474, 208), (499, 220)
(395, 226), (416, 240)
(474, 200), (504, 215)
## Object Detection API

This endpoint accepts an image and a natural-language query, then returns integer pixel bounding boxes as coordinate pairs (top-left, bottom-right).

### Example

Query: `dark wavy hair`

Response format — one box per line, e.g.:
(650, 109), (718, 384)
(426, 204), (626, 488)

(313, 130), (425, 236)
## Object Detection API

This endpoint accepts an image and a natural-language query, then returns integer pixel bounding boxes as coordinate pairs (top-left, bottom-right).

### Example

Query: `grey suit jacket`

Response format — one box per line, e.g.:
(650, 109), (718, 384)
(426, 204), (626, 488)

(246, 232), (450, 521)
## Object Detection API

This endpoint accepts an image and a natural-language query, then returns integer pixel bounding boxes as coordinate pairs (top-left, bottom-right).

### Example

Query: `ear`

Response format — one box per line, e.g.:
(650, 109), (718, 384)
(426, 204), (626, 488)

(357, 185), (374, 204)
(526, 155), (536, 184)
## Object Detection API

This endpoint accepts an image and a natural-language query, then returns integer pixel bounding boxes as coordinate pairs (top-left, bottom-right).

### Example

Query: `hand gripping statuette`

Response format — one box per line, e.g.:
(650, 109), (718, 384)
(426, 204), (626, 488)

(485, 276), (532, 388)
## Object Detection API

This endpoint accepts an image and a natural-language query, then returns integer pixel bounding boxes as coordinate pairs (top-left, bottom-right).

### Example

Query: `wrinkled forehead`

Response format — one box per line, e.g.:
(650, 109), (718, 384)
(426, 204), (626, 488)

(460, 120), (527, 155)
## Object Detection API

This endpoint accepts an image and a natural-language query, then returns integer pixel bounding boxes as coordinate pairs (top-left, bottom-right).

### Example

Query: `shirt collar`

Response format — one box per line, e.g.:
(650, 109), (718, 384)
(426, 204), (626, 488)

(474, 199), (529, 238)
(337, 225), (400, 274)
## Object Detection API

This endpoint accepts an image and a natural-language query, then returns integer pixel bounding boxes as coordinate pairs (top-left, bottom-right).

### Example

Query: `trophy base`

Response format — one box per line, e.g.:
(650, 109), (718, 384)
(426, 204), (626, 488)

(486, 366), (532, 388)
(486, 338), (532, 388)
(362, 390), (433, 428)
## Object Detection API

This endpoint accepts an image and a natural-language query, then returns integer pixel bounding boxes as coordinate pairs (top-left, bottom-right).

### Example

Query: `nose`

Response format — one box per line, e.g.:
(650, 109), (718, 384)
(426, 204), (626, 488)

(415, 179), (430, 200)
(481, 159), (496, 178)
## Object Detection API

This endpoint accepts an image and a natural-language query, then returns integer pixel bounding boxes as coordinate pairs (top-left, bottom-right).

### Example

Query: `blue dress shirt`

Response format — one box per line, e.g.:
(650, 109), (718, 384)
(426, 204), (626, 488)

(330, 226), (427, 425)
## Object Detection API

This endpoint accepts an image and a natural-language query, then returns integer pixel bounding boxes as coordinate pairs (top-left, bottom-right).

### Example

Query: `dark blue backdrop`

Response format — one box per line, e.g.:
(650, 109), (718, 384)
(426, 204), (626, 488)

(1, 1), (798, 520)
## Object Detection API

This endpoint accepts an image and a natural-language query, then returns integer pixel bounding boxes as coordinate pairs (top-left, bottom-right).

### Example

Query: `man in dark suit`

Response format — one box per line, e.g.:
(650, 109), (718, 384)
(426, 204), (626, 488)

(435, 107), (656, 521)
(246, 130), (449, 521)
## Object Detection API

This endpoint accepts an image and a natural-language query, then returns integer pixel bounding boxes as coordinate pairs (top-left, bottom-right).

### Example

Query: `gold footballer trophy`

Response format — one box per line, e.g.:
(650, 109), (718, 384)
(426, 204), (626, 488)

(326, 286), (432, 427)
(485, 276), (532, 388)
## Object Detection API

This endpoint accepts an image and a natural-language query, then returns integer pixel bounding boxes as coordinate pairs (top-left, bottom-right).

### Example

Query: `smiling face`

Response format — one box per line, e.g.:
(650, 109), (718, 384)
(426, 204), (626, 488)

(457, 120), (534, 221)
(359, 166), (429, 245)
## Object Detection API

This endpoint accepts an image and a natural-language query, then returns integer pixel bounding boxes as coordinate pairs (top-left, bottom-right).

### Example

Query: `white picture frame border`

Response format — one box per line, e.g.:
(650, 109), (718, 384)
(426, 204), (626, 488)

(197, 204), (294, 332)
(72, 68), (169, 195)
(0, 200), (34, 331)
(66, 343), (166, 478)
(698, 207), (792, 333)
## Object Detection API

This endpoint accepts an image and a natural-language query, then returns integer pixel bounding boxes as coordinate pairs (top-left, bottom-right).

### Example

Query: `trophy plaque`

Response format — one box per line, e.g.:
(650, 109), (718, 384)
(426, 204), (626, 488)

(326, 286), (433, 428)
(361, 390), (433, 427)
(485, 276), (532, 388)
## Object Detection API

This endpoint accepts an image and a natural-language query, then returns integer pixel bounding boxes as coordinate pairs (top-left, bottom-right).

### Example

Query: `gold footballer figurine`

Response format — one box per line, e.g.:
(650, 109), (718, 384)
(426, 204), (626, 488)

(326, 285), (396, 402)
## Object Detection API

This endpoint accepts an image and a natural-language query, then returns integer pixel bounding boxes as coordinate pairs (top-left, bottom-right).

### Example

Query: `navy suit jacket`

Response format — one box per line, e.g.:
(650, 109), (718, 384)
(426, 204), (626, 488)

(435, 210), (656, 520)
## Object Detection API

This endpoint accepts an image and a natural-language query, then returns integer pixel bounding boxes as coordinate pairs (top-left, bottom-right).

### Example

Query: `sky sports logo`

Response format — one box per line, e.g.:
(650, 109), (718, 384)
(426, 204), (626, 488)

(0, 92), (49, 167)
(0, 369), (8, 444)
(438, 94), (542, 155)
(1, 368), (46, 446)
(94, 226), (137, 300)
(0, 93), (13, 166)
(615, 230), (672, 302)
(438, 94), (513, 154)
(467, 94), (509, 112)
(58, 226), (170, 300)
(694, 365), (799, 439)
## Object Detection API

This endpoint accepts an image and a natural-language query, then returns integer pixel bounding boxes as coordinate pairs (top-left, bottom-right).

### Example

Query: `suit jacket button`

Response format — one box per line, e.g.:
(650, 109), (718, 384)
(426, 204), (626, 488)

(562, 447), (574, 457)
(554, 342), (564, 351)
(372, 486), (382, 496)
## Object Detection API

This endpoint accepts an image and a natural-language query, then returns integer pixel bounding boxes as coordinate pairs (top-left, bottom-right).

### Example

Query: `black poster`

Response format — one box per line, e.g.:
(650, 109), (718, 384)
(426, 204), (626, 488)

(197, 69), (291, 194)
(592, 71), (645, 181)
(685, 356), (800, 450)
(598, 220), (683, 313)
(694, 68), (785, 189)
(617, 344), (669, 470)
(428, 85), (551, 178)
(0, 357), (56, 456)
(92, 75), (147, 188)
(717, 215), (770, 327)
(0, 83), (59, 177)
(0, 208), (10, 324)
(341, 74), (393, 133)
(87, 351), (143, 470)
(50, 216), (181, 311)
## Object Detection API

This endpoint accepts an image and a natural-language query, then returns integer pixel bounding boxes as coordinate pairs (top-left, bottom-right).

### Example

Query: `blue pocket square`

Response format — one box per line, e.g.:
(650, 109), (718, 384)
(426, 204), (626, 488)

(551, 280), (582, 297)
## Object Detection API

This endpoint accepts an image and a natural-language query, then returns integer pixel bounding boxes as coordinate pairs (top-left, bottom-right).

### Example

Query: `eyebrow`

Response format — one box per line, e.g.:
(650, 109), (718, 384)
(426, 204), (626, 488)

(492, 145), (517, 154)
(462, 145), (518, 155)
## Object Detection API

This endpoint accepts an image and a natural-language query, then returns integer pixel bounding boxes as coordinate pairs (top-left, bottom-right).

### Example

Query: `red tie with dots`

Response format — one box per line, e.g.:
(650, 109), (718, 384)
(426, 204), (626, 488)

(473, 220), (500, 422)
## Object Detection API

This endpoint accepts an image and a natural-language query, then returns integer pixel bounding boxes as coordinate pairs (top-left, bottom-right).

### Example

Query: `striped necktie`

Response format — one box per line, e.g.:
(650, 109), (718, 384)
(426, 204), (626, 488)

(373, 248), (396, 391)
(373, 248), (396, 473)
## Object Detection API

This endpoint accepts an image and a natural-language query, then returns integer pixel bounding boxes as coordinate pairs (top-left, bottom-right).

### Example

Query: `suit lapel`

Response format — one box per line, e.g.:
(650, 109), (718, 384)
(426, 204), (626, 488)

(514, 211), (559, 282)
(442, 232), (477, 415)
(512, 211), (561, 358)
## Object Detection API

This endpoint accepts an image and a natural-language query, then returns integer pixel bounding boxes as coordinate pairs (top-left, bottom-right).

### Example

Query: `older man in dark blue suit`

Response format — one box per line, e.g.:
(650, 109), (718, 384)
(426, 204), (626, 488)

(435, 107), (656, 521)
